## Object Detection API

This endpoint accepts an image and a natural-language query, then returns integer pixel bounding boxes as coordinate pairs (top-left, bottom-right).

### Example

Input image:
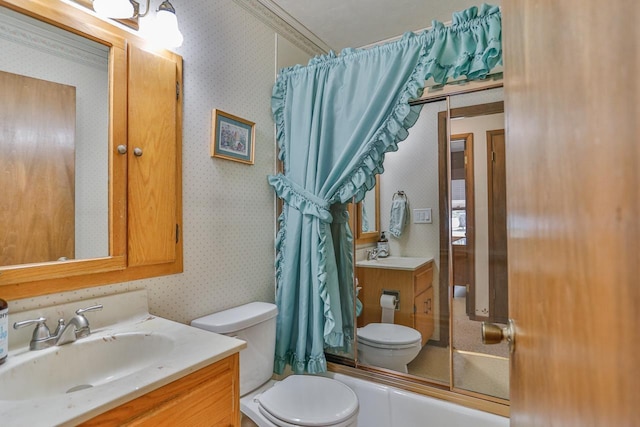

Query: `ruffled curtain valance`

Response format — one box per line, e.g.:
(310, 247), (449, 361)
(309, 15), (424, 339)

(269, 4), (502, 375)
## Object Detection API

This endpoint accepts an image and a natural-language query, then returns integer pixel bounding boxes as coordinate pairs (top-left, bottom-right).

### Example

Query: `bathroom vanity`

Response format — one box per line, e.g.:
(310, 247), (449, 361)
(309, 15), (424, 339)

(0, 290), (245, 426)
(81, 355), (239, 426)
(356, 257), (434, 346)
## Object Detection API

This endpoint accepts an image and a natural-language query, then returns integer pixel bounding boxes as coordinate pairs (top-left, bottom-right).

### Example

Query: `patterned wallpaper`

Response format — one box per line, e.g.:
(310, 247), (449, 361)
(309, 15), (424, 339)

(8, 0), (312, 324)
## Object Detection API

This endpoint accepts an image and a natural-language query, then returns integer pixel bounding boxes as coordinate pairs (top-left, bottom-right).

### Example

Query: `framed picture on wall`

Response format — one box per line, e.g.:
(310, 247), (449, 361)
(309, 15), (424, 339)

(211, 109), (255, 165)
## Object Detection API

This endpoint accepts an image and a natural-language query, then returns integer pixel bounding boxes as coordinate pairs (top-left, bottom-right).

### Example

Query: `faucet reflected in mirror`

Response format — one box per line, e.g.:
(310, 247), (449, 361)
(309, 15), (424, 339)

(13, 305), (103, 350)
(343, 86), (509, 402)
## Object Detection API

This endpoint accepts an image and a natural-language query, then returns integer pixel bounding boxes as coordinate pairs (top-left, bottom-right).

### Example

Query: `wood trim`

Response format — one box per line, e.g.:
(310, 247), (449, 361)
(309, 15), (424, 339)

(437, 110), (450, 347)
(486, 129), (508, 324)
(0, 0), (127, 49)
(110, 45), (129, 263)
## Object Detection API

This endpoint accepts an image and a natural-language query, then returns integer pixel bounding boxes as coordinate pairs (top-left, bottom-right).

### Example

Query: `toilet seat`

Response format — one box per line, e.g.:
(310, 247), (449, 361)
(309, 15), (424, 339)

(257, 375), (359, 427)
(357, 323), (421, 349)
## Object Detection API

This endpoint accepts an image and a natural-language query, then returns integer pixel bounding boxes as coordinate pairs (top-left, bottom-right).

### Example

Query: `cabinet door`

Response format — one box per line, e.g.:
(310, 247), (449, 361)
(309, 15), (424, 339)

(127, 45), (179, 267)
(81, 354), (240, 426)
(414, 287), (434, 346)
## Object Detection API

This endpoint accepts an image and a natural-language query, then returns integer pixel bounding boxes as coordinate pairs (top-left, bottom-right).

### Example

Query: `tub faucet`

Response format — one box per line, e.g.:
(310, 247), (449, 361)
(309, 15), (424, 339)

(13, 304), (103, 350)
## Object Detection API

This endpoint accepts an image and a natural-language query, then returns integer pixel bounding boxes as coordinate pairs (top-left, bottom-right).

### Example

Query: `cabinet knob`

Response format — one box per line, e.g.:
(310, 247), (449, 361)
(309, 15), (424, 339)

(133, 147), (143, 157)
(117, 145), (127, 154)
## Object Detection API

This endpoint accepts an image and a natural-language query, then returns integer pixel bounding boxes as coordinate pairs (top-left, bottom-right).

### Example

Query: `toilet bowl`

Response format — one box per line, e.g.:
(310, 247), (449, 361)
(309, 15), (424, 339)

(357, 323), (422, 373)
(191, 302), (359, 427)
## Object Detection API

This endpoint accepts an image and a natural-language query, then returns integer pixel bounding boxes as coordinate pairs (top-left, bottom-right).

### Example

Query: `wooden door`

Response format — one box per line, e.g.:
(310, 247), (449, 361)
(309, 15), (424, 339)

(487, 130), (508, 324)
(127, 45), (178, 267)
(0, 71), (75, 266)
(504, 1), (640, 425)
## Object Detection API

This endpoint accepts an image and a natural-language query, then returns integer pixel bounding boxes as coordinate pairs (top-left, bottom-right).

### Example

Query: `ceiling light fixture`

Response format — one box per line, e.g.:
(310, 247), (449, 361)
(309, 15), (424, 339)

(153, 1), (183, 47)
(92, 0), (136, 19)
(91, 0), (183, 47)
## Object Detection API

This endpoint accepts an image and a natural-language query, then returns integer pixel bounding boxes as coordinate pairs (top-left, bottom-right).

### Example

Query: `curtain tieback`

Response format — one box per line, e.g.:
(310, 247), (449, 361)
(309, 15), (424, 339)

(268, 174), (333, 222)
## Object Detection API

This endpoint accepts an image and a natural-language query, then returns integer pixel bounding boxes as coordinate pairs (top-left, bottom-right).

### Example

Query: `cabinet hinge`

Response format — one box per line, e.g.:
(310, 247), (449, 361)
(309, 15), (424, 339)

(176, 224), (180, 244)
(176, 82), (180, 100)
(491, 151), (496, 162)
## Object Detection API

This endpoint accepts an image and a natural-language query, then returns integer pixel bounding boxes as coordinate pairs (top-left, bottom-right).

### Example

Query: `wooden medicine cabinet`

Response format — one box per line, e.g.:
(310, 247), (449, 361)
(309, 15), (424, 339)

(0, 0), (183, 300)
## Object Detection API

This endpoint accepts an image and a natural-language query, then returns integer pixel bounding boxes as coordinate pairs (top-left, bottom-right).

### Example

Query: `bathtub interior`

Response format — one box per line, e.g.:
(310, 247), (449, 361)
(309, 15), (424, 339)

(324, 372), (509, 427)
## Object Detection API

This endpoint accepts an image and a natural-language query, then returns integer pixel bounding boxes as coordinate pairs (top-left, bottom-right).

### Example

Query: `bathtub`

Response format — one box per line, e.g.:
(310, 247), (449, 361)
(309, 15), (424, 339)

(324, 372), (509, 427)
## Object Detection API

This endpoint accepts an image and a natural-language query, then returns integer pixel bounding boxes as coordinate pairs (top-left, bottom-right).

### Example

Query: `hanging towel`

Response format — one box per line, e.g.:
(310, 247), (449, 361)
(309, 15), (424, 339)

(389, 191), (409, 238)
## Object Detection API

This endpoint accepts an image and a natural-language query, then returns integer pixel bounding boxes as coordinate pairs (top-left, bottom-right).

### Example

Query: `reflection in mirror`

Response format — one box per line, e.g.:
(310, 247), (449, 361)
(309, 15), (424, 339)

(354, 176), (380, 245)
(361, 190), (376, 233)
(350, 86), (509, 403)
(448, 102), (508, 400)
(356, 98), (448, 383)
(0, 6), (109, 267)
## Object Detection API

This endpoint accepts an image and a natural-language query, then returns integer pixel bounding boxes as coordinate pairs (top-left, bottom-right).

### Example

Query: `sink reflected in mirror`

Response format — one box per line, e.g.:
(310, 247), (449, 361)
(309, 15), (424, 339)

(0, 332), (174, 401)
(356, 256), (432, 270)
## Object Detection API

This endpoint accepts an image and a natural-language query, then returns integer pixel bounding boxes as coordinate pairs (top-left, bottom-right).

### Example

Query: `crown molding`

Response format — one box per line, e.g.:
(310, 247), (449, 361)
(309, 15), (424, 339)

(233, 0), (329, 57)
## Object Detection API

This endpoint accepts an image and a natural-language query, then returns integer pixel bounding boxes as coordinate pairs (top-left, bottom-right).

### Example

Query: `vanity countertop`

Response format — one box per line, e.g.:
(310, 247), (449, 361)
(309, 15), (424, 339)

(0, 290), (246, 426)
(356, 256), (433, 271)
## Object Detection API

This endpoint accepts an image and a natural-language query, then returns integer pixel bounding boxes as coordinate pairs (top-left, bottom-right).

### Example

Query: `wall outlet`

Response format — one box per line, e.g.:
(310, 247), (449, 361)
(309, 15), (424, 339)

(413, 208), (432, 224)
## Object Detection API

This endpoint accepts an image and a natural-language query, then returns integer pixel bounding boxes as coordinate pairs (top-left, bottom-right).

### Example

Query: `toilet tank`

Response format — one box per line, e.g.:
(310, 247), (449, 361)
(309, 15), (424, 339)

(190, 302), (277, 396)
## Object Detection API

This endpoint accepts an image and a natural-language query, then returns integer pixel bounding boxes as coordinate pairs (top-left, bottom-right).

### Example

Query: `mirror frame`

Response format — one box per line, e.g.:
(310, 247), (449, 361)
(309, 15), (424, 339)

(0, 0), (128, 298)
(355, 175), (380, 244)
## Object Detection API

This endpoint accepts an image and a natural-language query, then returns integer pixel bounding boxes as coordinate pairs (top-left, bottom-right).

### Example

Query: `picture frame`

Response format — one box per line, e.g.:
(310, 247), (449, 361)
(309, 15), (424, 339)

(211, 109), (255, 165)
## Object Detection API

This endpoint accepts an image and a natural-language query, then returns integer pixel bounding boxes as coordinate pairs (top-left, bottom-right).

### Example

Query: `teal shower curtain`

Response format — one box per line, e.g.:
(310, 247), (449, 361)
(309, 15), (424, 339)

(269, 4), (502, 374)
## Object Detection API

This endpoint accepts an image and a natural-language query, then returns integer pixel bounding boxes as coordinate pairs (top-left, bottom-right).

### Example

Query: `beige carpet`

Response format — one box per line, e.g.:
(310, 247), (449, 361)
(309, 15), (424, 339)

(452, 295), (509, 358)
(407, 295), (509, 399)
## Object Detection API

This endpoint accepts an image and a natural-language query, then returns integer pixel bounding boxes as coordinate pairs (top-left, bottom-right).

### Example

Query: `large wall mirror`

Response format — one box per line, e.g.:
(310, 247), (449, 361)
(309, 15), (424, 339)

(0, 0), (128, 291)
(344, 84), (509, 410)
(1, 6), (109, 266)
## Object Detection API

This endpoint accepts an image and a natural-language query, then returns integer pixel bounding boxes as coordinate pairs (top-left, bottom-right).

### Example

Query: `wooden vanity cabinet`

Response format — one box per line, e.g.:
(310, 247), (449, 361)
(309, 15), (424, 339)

(357, 260), (434, 346)
(81, 353), (240, 427)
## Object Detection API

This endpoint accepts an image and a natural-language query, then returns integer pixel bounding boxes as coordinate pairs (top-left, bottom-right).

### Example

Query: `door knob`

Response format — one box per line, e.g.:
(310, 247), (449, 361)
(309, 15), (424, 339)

(482, 319), (515, 353)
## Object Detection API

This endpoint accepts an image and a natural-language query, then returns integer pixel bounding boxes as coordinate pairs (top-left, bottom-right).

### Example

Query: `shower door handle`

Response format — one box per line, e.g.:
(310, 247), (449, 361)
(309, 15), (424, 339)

(482, 319), (516, 353)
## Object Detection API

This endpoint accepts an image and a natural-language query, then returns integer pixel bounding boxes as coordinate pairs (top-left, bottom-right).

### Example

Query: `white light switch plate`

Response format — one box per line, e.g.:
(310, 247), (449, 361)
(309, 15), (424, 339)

(413, 208), (432, 224)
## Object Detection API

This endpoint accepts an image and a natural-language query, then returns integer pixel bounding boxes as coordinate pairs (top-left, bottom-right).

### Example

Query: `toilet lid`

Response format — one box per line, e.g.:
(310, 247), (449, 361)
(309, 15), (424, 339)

(258, 375), (358, 426)
(357, 323), (422, 346)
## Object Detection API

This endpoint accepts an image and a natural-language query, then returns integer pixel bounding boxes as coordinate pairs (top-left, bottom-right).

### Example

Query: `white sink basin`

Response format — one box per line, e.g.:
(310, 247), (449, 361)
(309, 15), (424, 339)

(356, 256), (433, 271)
(0, 332), (174, 401)
(0, 290), (246, 426)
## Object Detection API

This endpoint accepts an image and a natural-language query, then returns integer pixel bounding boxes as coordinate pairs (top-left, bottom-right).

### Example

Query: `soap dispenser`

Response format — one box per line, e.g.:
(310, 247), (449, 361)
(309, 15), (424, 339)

(377, 231), (389, 258)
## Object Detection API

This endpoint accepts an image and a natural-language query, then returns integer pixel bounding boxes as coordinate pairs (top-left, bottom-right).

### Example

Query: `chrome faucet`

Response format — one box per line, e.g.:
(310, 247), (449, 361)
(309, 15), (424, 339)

(13, 304), (103, 350)
(366, 248), (379, 260)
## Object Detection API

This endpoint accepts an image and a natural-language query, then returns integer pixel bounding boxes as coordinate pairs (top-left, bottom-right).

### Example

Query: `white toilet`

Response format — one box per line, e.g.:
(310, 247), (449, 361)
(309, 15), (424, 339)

(356, 323), (422, 373)
(191, 302), (359, 427)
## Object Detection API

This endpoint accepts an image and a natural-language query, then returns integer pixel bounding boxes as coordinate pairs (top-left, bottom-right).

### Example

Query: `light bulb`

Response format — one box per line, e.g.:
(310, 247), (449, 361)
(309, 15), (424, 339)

(93, 0), (134, 19)
(154, 8), (183, 48)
